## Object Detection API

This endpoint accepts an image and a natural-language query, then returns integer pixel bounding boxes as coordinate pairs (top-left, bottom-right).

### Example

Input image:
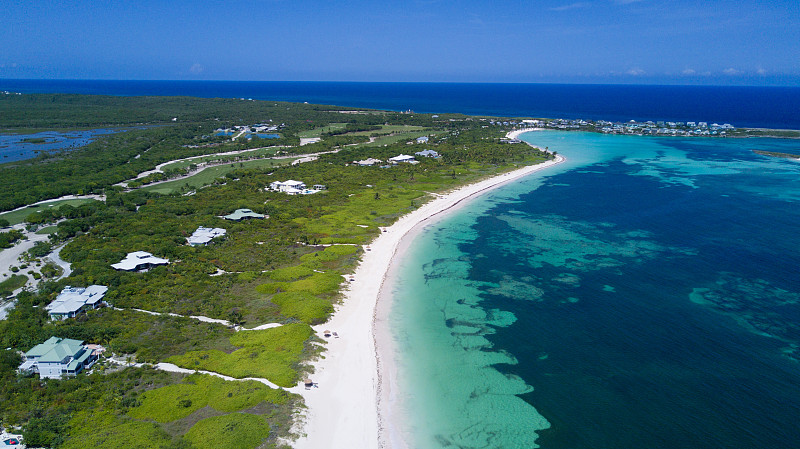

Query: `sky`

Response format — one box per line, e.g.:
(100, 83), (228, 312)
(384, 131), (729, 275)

(1, 0), (799, 85)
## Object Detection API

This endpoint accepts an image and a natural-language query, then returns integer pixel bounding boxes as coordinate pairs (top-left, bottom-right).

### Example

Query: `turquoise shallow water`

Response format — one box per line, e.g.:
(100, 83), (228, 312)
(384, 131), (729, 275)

(389, 131), (800, 448)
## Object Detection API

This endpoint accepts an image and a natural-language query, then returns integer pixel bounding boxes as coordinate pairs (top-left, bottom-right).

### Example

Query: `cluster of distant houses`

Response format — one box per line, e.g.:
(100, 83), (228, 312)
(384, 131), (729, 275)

(596, 120), (735, 136)
(353, 149), (440, 167)
(481, 117), (737, 137)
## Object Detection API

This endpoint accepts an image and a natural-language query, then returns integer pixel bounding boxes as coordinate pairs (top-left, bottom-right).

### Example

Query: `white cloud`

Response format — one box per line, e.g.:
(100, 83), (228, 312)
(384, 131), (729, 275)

(189, 63), (204, 74)
(756, 67), (767, 75)
(612, 0), (643, 4)
(723, 67), (741, 75)
(626, 67), (645, 76)
(681, 68), (696, 75)
(550, 2), (591, 11)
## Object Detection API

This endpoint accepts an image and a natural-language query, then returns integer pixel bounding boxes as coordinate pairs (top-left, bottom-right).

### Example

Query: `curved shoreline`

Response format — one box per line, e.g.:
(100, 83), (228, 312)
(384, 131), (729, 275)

(293, 129), (564, 449)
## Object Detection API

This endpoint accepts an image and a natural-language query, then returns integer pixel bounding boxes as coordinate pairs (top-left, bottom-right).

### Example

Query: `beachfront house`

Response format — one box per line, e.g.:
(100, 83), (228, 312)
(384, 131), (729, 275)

(389, 154), (417, 164)
(46, 285), (108, 320)
(222, 208), (267, 221)
(187, 226), (227, 246)
(415, 149), (439, 158)
(18, 337), (102, 379)
(111, 251), (170, 271)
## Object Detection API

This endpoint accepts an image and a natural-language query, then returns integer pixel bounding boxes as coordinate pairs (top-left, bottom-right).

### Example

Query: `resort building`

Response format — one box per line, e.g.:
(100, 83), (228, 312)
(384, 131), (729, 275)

(187, 226), (227, 246)
(389, 154), (417, 164)
(46, 285), (108, 320)
(415, 149), (440, 158)
(18, 337), (102, 379)
(111, 251), (170, 271)
(222, 208), (267, 221)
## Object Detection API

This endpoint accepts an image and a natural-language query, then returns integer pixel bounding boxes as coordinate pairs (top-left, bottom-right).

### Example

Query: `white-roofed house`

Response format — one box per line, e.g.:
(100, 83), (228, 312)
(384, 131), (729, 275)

(389, 154), (417, 164)
(269, 180), (306, 192)
(416, 136), (429, 144)
(46, 285), (108, 320)
(111, 251), (170, 271)
(187, 226), (227, 246)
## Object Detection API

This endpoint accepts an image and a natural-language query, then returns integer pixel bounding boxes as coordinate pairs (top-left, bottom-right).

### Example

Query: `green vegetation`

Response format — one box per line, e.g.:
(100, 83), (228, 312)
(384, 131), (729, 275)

(0, 198), (99, 226)
(270, 291), (334, 324)
(184, 413), (271, 449)
(0, 274), (27, 297)
(0, 92), (554, 446)
(0, 229), (24, 248)
(168, 323), (314, 387)
(128, 374), (289, 423)
(297, 123), (347, 138)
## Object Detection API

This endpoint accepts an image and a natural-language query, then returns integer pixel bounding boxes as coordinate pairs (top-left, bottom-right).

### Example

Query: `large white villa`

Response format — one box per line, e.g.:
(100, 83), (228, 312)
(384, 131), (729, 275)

(268, 180), (325, 195)
(18, 337), (102, 379)
(46, 285), (108, 320)
(111, 251), (170, 271)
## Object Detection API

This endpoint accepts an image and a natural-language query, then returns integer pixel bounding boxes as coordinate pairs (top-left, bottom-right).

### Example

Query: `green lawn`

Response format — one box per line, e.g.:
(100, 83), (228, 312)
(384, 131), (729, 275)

(296, 123), (347, 138)
(141, 157), (299, 195)
(35, 225), (59, 235)
(0, 198), (99, 225)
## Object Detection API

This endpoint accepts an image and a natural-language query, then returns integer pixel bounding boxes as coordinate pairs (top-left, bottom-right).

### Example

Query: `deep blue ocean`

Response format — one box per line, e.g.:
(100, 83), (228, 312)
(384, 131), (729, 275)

(3, 80), (800, 448)
(390, 132), (800, 448)
(2, 79), (799, 129)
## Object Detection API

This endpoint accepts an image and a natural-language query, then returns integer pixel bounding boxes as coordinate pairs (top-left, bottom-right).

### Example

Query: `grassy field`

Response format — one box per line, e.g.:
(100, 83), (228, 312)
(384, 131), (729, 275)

(359, 129), (446, 147)
(1, 274), (28, 296)
(0, 198), (99, 225)
(348, 124), (424, 136)
(128, 374), (289, 423)
(141, 157), (299, 195)
(159, 147), (284, 172)
(167, 323), (314, 387)
(296, 123), (347, 138)
(35, 225), (59, 235)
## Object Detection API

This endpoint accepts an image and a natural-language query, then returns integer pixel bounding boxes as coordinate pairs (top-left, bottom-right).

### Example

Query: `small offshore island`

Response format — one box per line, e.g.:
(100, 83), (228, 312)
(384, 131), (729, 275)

(1, 92), (798, 449)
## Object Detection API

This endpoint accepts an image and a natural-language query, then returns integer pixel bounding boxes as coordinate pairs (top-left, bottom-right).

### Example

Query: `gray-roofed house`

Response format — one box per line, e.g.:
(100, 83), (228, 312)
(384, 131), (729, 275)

(416, 136), (429, 144)
(415, 149), (440, 158)
(111, 251), (170, 271)
(223, 208), (267, 221)
(187, 226), (227, 246)
(46, 285), (108, 320)
(18, 337), (101, 379)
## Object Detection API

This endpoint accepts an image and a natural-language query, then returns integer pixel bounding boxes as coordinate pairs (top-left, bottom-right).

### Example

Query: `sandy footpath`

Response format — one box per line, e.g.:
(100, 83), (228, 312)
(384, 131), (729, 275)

(292, 130), (562, 449)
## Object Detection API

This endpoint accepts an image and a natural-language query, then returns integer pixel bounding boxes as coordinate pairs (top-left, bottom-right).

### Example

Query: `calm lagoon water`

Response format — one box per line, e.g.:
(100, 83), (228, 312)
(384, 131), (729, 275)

(0, 128), (121, 163)
(389, 131), (800, 448)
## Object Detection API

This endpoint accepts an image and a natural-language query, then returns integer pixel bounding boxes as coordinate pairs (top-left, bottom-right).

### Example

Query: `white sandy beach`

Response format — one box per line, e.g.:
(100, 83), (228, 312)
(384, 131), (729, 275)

(292, 131), (563, 449)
